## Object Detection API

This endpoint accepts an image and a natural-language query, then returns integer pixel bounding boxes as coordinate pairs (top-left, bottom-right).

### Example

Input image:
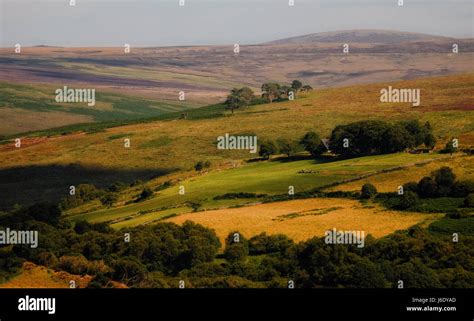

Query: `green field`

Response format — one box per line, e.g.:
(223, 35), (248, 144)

(67, 152), (448, 227)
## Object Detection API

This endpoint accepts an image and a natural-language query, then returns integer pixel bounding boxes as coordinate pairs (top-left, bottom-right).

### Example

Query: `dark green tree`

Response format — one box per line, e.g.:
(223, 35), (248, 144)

(361, 183), (377, 199)
(259, 141), (278, 159)
(300, 131), (325, 157)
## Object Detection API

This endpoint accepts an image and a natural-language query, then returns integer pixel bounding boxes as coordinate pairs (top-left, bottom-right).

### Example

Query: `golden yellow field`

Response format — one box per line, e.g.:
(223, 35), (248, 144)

(166, 198), (439, 243)
(326, 155), (474, 193)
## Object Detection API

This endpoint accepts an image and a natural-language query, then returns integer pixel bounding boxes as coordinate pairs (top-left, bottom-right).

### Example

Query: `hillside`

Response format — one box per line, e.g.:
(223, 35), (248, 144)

(1, 29), (473, 134)
(0, 82), (197, 135)
(0, 74), (472, 213)
(266, 30), (454, 45)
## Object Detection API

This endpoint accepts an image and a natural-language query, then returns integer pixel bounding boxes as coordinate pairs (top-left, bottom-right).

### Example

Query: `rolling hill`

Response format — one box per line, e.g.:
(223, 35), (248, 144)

(265, 30), (455, 45)
(1, 30), (473, 135)
(0, 74), (472, 214)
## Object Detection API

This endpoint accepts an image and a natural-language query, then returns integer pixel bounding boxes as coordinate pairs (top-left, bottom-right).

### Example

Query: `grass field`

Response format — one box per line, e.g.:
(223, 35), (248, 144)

(68, 152), (448, 226)
(164, 198), (439, 243)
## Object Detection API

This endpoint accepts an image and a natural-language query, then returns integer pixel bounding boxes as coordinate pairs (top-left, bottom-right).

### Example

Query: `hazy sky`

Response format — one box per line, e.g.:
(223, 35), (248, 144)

(1, 0), (473, 47)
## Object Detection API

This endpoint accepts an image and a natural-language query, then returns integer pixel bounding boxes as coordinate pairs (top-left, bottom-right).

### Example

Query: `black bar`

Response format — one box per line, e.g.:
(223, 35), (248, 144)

(0, 289), (472, 321)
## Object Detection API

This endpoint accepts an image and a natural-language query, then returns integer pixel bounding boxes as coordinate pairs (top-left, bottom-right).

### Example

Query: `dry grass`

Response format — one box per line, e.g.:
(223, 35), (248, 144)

(326, 155), (474, 193)
(0, 262), (92, 288)
(166, 198), (437, 243)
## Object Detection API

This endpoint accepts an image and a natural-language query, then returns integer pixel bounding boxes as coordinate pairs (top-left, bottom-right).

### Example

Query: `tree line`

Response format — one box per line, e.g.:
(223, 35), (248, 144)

(258, 119), (436, 159)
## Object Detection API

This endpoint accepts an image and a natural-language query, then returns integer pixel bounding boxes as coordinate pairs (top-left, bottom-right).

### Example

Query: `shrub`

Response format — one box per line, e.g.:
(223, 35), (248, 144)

(224, 232), (249, 262)
(249, 233), (294, 255)
(58, 255), (90, 275)
(361, 184), (377, 199)
(418, 177), (438, 198)
(24, 202), (62, 226)
(432, 167), (456, 188)
(451, 181), (474, 197)
(259, 141), (278, 159)
(100, 192), (118, 206)
(440, 140), (457, 154)
(137, 188), (153, 201)
(194, 160), (211, 171)
(108, 181), (127, 192)
(398, 191), (419, 209)
(403, 182), (419, 194)
(224, 244), (248, 262)
(464, 194), (474, 208)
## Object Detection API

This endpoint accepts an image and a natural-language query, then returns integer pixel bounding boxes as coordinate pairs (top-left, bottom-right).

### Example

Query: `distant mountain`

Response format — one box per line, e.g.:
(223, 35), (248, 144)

(265, 30), (455, 45)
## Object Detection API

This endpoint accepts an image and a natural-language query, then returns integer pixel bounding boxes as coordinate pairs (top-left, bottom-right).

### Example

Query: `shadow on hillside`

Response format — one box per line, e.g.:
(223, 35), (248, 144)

(0, 164), (177, 210)
(247, 154), (338, 164)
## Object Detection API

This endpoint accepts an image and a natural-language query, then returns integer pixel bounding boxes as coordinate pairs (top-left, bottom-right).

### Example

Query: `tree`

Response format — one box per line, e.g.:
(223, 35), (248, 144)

(224, 232), (249, 263)
(74, 220), (93, 234)
(291, 80), (303, 97)
(239, 87), (254, 103)
(398, 191), (419, 209)
(280, 85), (292, 99)
(259, 141), (277, 159)
(276, 138), (296, 157)
(300, 131), (325, 157)
(464, 194), (474, 207)
(441, 140), (457, 154)
(100, 192), (118, 206)
(400, 120), (425, 147)
(225, 87), (254, 114)
(112, 258), (147, 283)
(432, 167), (456, 188)
(418, 177), (438, 198)
(403, 182), (419, 194)
(24, 202), (62, 226)
(424, 133), (436, 149)
(381, 124), (413, 153)
(361, 183), (377, 199)
(261, 83), (281, 103)
(137, 188), (153, 201)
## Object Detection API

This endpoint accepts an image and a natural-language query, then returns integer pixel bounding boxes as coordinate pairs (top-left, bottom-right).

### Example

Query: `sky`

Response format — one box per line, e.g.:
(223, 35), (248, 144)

(0, 0), (473, 47)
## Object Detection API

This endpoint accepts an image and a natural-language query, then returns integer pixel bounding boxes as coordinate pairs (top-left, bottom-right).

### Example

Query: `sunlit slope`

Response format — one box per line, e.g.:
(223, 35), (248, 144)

(70, 153), (448, 227)
(0, 74), (472, 209)
(1, 73), (473, 168)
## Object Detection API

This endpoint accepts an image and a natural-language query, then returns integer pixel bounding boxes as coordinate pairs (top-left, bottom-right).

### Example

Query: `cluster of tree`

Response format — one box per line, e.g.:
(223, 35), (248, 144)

(258, 133), (323, 160)
(329, 120), (436, 156)
(261, 80), (312, 103)
(396, 167), (474, 209)
(360, 167), (474, 212)
(224, 80), (312, 113)
(60, 181), (145, 210)
(257, 120), (436, 160)
(1, 202), (472, 289)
